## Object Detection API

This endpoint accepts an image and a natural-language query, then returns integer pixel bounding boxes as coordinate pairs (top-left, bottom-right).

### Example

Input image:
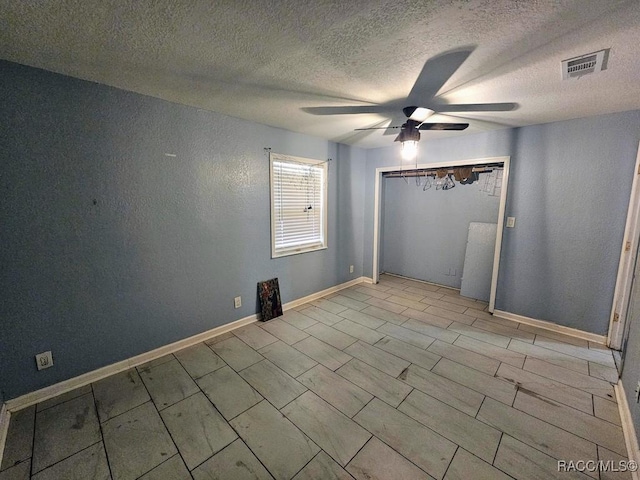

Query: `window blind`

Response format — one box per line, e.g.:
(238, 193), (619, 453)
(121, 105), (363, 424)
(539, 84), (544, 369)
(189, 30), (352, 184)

(271, 156), (326, 256)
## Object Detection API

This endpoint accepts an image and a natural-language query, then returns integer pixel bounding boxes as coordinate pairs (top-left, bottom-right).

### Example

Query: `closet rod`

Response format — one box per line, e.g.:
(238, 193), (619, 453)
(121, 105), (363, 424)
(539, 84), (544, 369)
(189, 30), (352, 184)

(384, 165), (502, 178)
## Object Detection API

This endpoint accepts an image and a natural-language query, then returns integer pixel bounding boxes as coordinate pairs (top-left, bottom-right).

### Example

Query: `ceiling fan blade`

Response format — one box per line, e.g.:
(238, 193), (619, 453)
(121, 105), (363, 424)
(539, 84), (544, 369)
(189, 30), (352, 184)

(419, 123), (469, 131)
(302, 105), (396, 115)
(436, 113), (511, 130)
(353, 125), (403, 136)
(432, 102), (518, 112)
(354, 126), (401, 131)
(383, 127), (401, 136)
(407, 48), (474, 106)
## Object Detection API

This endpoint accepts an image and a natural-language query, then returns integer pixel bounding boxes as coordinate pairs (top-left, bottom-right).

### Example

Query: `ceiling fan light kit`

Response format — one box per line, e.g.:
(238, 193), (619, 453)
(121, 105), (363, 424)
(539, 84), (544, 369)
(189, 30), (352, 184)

(396, 119), (421, 161)
(401, 139), (419, 161)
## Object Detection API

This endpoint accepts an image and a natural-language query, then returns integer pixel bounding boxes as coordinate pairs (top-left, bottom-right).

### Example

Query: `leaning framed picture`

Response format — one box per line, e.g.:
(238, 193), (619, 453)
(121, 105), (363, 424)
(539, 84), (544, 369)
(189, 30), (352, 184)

(257, 277), (283, 321)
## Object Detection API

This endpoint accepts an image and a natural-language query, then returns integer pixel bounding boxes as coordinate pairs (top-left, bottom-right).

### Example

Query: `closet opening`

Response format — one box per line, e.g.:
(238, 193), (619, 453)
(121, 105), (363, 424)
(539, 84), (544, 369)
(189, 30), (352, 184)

(372, 156), (510, 312)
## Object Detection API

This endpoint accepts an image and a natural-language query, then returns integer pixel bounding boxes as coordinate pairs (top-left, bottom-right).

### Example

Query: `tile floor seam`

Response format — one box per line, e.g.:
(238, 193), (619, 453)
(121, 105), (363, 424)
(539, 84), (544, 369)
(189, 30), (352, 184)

(349, 396), (375, 421)
(29, 439), (104, 479)
(474, 395), (489, 421)
(288, 450), (321, 480)
(444, 330), (513, 355)
(233, 437), (273, 480)
(33, 390), (89, 414)
(498, 363), (612, 418)
(486, 397), (603, 457)
(440, 444), (460, 480)
(532, 339), (615, 367)
(90, 383), (114, 480)
(509, 395), (624, 454)
(235, 400), (324, 479)
(496, 430), (598, 477)
(492, 431), (504, 465)
(516, 339), (611, 370)
(501, 361), (517, 408)
(28, 398), (36, 478)
(490, 434), (533, 479)
(91, 388), (154, 426)
(129, 454), (177, 479)
(218, 409), (282, 480)
(144, 420), (188, 476)
(343, 435), (375, 473)
(348, 424), (438, 479)
(135, 366), (191, 479)
(276, 388), (311, 414)
(430, 355), (445, 370)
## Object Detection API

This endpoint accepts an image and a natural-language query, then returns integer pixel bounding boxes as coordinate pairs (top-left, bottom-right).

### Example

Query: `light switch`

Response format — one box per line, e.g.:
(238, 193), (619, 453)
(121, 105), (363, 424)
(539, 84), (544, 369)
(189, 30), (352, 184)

(506, 217), (516, 228)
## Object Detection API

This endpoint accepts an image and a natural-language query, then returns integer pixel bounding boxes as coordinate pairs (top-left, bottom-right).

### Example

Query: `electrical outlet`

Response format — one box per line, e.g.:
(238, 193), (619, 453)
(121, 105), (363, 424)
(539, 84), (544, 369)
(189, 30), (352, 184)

(506, 217), (516, 228)
(35, 351), (53, 371)
(349, 265), (354, 274)
(234, 296), (242, 309)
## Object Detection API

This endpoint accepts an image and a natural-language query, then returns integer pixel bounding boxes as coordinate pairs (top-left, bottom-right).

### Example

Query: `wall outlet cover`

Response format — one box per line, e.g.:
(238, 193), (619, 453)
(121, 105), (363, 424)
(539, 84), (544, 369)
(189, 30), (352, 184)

(349, 265), (354, 274)
(36, 351), (53, 371)
(506, 217), (516, 228)
(234, 296), (242, 309)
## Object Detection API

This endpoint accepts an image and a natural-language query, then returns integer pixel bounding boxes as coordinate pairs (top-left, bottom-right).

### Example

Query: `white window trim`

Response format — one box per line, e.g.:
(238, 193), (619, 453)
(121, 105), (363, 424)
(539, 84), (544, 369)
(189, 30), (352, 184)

(270, 153), (328, 258)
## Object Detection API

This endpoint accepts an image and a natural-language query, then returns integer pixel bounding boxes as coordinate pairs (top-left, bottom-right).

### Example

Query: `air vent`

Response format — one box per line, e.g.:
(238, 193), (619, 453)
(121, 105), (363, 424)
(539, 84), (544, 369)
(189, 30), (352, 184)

(562, 49), (609, 80)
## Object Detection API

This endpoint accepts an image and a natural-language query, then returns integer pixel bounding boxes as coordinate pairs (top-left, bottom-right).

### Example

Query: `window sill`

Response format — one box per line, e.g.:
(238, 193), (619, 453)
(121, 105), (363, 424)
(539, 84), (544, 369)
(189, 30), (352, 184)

(272, 245), (327, 259)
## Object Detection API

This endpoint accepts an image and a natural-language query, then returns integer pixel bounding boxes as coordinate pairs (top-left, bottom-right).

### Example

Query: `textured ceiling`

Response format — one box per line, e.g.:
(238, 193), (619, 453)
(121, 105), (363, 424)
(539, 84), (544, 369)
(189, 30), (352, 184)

(1, 0), (638, 148)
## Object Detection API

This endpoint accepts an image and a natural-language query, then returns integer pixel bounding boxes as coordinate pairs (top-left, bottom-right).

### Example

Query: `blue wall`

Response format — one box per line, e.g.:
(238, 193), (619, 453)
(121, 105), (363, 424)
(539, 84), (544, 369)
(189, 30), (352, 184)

(365, 111), (640, 334)
(381, 175), (500, 288)
(0, 61), (366, 400)
(497, 115), (639, 334)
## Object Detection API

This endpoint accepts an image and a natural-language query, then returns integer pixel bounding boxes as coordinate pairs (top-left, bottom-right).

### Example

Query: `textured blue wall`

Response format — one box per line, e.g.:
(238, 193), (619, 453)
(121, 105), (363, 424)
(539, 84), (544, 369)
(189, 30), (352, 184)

(381, 175), (500, 288)
(365, 112), (640, 334)
(0, 61), (366, 400)
(497, 115), (639, 334)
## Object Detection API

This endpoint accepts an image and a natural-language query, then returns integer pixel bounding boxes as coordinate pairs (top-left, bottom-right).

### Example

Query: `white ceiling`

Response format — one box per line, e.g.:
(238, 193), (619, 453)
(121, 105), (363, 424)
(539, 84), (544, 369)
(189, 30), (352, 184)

(1, 0), (638, 148)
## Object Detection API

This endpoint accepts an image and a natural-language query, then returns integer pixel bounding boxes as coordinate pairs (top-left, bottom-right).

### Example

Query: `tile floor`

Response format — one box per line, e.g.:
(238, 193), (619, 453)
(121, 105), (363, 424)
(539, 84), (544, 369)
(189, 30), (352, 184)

(0, 274), (627, 480)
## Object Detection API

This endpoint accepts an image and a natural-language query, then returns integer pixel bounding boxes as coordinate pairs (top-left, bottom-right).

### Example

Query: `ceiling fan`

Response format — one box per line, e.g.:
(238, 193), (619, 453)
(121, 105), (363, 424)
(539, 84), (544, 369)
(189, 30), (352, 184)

(302, 48), (517, 159)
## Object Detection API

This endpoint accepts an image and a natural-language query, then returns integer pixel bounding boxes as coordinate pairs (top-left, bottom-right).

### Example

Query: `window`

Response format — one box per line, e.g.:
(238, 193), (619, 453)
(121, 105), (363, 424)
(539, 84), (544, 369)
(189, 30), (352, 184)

(270, 153), (328, 258)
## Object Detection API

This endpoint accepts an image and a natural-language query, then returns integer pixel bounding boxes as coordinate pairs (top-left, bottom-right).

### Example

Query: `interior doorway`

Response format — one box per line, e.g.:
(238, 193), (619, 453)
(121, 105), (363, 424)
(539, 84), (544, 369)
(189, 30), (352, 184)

(372, 156), (510, 312)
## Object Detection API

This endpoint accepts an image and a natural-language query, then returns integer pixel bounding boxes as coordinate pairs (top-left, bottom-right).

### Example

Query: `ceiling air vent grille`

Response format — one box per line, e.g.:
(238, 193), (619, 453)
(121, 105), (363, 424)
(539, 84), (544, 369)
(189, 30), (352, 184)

(562, 49), (609, 80)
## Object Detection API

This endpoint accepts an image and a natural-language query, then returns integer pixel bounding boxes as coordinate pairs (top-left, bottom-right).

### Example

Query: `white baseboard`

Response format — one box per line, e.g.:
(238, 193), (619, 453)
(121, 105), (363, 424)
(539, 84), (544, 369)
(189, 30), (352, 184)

(5, 314), (257, 413)
(615, 382), (640, 480)
(282, 276), (369, 309)
(383, 272), (447, 289)
(5, 277), (368, 413)
(493, 309), (607, 345)
(0, 403), (9, 471)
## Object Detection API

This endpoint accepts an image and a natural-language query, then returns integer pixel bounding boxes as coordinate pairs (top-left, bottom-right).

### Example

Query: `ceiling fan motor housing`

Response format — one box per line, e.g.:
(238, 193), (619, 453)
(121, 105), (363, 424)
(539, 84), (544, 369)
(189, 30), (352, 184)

(395, 120), (421, 143)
